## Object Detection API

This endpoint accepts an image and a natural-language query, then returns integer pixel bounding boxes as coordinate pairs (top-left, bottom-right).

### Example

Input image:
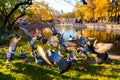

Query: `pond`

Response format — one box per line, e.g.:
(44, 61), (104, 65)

(54, 24), (120, 55)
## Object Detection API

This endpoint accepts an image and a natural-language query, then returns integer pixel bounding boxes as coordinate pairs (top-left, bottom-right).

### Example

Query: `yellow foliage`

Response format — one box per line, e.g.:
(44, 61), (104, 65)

(26, 2), (53, 20)
(74, 0), (118, 20)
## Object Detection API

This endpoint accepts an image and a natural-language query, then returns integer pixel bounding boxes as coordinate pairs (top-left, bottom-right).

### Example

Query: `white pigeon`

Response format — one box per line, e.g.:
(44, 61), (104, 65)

(93, 40), (113, 53)
(37, 45), (52, 65)
(9, 36), (22, 54)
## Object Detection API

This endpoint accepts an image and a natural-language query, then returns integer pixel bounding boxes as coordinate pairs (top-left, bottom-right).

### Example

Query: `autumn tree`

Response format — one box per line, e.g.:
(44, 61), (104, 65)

(74, 3), (85, 18)
(26, 1), (55, 24)
(61, 12), (75, 19)
(75, 0), (96, 20)
(74, 0), (120, 22)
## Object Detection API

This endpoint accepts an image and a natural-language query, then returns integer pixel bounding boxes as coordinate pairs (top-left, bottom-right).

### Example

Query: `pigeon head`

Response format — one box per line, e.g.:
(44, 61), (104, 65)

(41, 37), (48, 44)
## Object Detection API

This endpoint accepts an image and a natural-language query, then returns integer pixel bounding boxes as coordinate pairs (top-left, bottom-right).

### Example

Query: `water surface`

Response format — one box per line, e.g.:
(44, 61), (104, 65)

(55, 24), (120, 54)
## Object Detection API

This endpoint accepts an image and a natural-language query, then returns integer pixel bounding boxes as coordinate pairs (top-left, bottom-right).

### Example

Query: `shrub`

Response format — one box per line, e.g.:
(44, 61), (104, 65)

(0, 30), (15, 46)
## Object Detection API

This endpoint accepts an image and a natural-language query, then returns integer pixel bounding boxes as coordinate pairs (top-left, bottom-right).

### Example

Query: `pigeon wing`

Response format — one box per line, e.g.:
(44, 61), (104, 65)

(94, 43), (113, 53)
(37, 45), (52, 65)
(9, 36), (20, 53)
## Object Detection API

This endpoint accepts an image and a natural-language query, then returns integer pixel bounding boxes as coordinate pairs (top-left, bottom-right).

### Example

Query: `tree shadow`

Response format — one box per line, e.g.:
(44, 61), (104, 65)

(0, 72), (15, 80)
(1, 55), (120, 80)
(12, 62), (71, 80)
(113, 59), (120, 65)
(72, 60), (105, 74)
(0, 51), (7, 65)
(70, 59), (120, 79)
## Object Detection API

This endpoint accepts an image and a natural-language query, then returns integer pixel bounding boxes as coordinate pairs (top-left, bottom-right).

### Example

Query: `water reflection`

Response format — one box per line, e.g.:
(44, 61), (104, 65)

(30, 24), (120, 54)
(55, 24), (76, 41)
(55, 24), (120, 54)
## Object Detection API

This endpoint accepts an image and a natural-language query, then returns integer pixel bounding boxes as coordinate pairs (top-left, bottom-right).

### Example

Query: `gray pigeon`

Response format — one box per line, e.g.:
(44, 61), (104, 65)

(37, 45), (71, 74)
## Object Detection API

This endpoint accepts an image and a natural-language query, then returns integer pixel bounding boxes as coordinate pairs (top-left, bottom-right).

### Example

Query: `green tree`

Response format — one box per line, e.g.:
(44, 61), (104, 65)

(0, 0), (32, 31)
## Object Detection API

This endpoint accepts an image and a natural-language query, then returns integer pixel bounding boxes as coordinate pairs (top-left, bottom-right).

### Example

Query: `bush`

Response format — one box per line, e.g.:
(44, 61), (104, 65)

(0, 30), (15, 46)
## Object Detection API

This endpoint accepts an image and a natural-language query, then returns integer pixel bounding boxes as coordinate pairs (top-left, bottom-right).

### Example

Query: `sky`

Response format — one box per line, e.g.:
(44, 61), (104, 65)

(36, 0), (78, 13)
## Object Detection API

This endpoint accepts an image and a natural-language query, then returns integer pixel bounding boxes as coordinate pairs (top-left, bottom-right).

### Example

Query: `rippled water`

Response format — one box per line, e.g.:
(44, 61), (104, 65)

(55, 24), (120, 54)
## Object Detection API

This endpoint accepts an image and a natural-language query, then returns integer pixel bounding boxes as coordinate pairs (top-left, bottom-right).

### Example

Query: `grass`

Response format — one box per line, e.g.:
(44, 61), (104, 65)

(0, 35), (120, 80)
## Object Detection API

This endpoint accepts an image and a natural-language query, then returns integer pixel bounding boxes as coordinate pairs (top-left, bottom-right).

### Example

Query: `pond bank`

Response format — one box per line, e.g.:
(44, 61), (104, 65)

(85, 23), (120, 34)
(85, 23), (120, 29)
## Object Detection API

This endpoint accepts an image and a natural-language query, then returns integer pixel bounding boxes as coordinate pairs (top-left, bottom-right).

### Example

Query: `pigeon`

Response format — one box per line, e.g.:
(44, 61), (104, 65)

(68, 35), (75, 40)
(93, 40), (113, 53)
(34, 52), (44, 65)
(28, 36), (37, 50)
(19, 49), (26, 58)
(87, 40), (114, 64)
(82, 0), (87, 5)
(5, 35), (22, 62)
(51, 27), (58, 35)
(67, 51), (78, 63)
(37, 45), (71, 74)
